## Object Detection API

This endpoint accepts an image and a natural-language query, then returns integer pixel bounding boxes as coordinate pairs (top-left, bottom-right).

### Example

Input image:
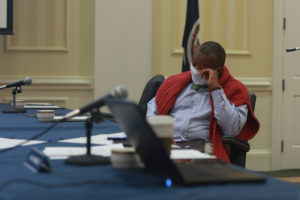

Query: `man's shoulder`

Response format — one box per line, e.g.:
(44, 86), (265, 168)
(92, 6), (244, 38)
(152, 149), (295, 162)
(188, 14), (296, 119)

(223, 76), (249, 104)
(226, 76), (247, 89)
(161, 71), (191, 87)
(156, 71), (192, 99)
(165, 71), (191, 81)
(219, 66), (246, 91)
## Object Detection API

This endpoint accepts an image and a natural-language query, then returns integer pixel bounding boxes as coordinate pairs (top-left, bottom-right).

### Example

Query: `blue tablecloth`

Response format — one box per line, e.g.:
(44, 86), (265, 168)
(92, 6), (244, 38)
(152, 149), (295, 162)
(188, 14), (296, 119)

(0, 104), (299, 200)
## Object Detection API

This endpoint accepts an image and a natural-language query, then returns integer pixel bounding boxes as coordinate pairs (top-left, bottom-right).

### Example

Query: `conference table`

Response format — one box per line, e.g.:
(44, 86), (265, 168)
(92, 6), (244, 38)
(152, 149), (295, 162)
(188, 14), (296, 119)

(0, 103), (299, 200)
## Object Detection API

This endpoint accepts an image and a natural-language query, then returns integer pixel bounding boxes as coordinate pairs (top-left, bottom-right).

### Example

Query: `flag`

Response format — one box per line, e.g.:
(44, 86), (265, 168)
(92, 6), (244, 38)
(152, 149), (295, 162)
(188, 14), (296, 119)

(181, 0), (200, 72)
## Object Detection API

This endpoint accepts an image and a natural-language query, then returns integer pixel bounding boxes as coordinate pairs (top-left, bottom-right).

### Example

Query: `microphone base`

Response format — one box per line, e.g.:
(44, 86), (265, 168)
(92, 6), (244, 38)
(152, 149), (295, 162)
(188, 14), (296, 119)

(64, 154), (111, 166)
(2, 108), (27, 113)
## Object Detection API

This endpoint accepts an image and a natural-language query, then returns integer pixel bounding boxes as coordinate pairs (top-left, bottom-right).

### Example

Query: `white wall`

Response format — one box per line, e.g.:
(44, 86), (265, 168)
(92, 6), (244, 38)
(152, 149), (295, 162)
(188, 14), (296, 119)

(94, 0), (152, 103)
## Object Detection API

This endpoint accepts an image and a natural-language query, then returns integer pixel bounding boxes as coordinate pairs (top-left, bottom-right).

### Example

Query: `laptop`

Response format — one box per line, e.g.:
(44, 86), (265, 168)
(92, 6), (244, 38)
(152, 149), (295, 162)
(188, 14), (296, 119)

(104, 98), (266, 185)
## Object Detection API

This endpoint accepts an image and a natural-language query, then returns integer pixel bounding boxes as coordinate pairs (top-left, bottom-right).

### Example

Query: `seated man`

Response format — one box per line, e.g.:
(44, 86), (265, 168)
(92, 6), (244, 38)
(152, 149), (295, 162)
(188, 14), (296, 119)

(146, 41), (259, 162)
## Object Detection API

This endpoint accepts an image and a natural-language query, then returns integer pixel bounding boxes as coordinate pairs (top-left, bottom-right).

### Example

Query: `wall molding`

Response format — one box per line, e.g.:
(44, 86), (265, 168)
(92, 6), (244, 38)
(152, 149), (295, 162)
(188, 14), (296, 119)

(226, 50), (251, 56)
(0, 76), (93, 91)
(238, 77), (272, 91)
(3, 96), (68, 105)
(162, 76), (272, 91)
(4, 45), (68, 52)
(171, 0), (251, 56)
(5, 0), (69, 52)
(172, 49), (251, 56)
(247, 149), (271, 155)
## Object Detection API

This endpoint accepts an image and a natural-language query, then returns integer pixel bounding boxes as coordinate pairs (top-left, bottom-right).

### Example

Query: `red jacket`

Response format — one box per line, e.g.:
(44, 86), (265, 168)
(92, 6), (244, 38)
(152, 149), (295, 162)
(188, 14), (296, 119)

(155, 66), (260, 162)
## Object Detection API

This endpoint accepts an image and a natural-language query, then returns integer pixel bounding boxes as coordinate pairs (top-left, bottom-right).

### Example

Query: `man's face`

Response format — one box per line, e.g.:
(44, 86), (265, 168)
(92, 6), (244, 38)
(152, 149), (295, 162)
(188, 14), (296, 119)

(192, 53), (222, 72)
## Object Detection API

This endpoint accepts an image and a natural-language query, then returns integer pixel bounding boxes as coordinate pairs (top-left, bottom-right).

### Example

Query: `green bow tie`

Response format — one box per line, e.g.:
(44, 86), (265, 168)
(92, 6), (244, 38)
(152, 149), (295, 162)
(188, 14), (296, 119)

(192, 83), (209, 91)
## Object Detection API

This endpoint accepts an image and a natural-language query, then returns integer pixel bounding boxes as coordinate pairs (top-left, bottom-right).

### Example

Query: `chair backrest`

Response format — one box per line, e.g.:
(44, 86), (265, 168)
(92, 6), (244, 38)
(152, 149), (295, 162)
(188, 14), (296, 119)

(138, 74), (165, 117)
(249, 92), (256, 112)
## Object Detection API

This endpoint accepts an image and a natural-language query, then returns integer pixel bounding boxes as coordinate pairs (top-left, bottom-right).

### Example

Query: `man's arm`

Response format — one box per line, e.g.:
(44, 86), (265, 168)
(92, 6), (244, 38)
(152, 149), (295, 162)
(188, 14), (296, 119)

(146, 97), (158, 117)
(200, 67), (248, 136)
(211, 89), (248, 136)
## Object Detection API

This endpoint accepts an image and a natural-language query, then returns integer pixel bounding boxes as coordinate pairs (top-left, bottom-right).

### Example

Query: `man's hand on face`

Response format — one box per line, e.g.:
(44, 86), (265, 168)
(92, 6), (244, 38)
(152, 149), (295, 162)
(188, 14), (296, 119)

(192, 52), (223, 90)
(199, 68), (220, 90)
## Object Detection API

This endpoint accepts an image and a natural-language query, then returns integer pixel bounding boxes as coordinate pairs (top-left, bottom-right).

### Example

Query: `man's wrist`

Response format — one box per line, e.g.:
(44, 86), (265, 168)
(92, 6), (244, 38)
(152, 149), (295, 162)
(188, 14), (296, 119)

(210, 85), (222, 91)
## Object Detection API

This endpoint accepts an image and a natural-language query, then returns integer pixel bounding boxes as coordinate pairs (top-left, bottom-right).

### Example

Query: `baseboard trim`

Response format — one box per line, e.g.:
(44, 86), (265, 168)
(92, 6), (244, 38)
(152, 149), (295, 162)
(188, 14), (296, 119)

(246, 150), (271, 171)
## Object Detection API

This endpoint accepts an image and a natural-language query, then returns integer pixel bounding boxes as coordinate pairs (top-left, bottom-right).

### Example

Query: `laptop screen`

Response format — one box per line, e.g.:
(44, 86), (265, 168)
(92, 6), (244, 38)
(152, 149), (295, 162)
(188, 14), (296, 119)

(105, 98), (182, 181)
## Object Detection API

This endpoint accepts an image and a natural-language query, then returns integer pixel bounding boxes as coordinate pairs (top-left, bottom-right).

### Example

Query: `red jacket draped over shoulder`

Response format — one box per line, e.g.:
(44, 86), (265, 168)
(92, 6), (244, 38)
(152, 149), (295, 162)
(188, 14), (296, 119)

(155, 66), (260, 162)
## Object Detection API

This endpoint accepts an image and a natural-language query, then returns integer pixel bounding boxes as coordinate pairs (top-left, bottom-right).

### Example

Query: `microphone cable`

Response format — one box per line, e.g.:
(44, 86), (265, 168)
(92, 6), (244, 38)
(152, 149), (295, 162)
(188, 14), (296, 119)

(0, 120), (63, 154)
(0, 113), (116, 154)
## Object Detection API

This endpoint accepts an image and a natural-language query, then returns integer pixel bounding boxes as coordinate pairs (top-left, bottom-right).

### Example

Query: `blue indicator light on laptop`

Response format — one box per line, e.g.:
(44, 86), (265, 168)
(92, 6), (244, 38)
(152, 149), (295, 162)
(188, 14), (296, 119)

(165, 178), (172, 188)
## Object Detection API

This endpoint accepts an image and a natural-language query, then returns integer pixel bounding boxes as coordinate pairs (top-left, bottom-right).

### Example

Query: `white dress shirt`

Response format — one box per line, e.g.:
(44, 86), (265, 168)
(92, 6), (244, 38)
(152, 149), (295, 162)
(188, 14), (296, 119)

(146, 83), (248, 142)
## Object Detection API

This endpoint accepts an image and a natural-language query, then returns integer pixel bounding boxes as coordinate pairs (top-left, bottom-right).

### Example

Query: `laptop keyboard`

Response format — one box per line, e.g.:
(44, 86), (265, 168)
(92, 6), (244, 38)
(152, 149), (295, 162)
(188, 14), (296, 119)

(174, 161), (259, 184)
(176, 162), (226, 178)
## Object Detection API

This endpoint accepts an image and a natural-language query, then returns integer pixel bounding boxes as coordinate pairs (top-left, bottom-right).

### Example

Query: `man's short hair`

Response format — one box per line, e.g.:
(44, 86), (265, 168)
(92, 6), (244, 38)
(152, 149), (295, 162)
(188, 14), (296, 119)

(197, 41), (226, 67)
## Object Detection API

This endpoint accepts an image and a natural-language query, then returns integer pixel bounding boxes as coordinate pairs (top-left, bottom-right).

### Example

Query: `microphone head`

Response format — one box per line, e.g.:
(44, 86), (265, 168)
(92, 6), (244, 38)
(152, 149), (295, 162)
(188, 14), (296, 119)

(110, 85), (128, 99)
(24, 77), (32, 85)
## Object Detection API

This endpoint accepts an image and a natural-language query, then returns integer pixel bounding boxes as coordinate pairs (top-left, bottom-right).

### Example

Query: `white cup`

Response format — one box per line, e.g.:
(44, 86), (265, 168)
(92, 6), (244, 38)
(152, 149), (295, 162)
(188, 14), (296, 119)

(146, 115), (174, 155)
(111, 147), (144, 169)
(12, 99), (25, 108)
(36, 110), (55, 122)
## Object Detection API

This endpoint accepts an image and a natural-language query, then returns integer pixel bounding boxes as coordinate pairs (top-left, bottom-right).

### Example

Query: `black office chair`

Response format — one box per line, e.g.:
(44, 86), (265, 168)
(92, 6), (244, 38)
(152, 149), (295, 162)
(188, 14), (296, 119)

(222, 92), (256, 167)
(138, 74), (256, 167)
(101, 74), (165, 122)
(138, 74), (165, 117)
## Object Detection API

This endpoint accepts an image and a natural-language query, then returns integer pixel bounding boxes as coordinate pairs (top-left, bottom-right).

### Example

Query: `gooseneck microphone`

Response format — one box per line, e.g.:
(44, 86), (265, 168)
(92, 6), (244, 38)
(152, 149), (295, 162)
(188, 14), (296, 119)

(63, 85), (128, 120)
(0, 77), (32, 90)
